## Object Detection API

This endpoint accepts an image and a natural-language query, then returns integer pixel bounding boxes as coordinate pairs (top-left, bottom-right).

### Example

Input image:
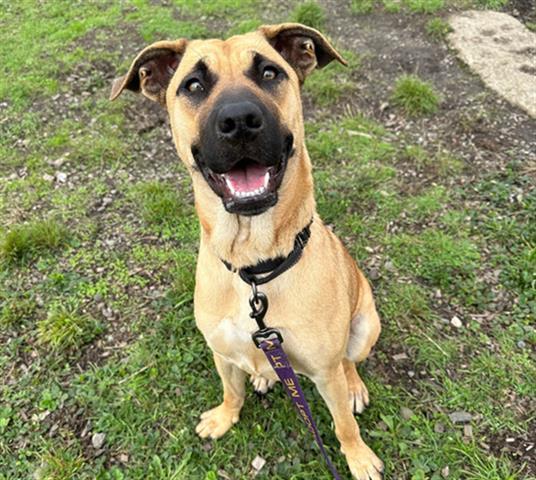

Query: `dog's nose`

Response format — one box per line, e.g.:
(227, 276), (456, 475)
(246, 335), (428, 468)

(216, 101), (264, 141)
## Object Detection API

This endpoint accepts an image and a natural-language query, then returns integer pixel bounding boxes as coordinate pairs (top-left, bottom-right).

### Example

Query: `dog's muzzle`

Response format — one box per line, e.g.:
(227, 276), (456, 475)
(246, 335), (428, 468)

(192, 90), (294, 216)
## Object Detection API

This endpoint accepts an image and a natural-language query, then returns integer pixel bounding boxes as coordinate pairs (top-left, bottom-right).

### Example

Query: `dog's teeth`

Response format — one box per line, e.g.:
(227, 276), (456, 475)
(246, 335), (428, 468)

(223, 176), (236, 195)
(263, 172), (270, 188)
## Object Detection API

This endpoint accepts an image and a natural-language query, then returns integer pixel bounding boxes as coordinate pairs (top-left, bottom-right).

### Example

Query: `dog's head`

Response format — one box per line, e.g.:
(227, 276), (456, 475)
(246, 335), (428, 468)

(111, 24), (345, 217)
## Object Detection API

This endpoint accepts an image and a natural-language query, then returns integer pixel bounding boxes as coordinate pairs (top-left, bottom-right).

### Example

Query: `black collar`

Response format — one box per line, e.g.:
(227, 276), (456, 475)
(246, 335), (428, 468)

(222, 220), (313, 286)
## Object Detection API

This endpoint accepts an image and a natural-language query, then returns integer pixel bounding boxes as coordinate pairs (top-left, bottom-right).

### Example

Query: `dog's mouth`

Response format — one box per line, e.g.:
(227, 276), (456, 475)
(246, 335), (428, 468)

(193, 135), (293, 216)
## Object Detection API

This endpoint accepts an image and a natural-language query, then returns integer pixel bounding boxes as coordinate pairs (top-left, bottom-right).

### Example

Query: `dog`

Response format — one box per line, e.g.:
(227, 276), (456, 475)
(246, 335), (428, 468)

(111, 23), (383, 480)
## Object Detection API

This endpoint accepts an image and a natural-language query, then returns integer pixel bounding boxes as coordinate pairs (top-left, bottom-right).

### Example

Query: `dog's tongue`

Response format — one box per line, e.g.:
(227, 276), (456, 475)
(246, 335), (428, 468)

(223, 162), (269, 194)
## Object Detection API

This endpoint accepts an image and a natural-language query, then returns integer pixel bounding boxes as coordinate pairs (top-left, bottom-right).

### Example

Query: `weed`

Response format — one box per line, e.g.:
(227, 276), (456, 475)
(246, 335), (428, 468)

(475, 0), (508, 8)
(0, 219), (70, 264)
(404, 0), (444, 13)
(388, 229), (480, 295)
(226, 19), (262, 37)
(379, 282), (432, 321)
(36, 447), (84, 480)
(391, 74), (440, 116)
(291, 1), (326, 29)
(426, 17), (452, 40)
(134, 181), (187, 227)
(37, 305), (101, 350)
(351, 0), (375, 14)
(383, 0), (402, 12)
(0, 294), (37, 327)
(303, 51), (359, 106)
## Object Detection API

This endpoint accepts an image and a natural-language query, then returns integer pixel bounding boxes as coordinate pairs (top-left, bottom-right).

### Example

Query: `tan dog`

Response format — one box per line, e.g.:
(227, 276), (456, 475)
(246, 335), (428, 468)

(111, 23), (383, 480)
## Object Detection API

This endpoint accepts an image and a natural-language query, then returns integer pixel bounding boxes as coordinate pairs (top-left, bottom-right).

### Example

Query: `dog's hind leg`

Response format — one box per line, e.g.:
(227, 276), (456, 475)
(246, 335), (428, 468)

(196, 354), (246, 439)
(345, 282), (381, 414)
(343, 359), (369, 414)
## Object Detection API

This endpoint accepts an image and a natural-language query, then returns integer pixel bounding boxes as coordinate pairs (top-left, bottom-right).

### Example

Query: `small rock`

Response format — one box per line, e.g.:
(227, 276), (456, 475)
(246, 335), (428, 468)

(441, 465), (450, 478)
(450, 316), (463, 328)
(251, 455), (266, 472)
(369, 268), (380, 280)
(384, 260), (396, 272)
(48, 423), (59, 437)
(449, 411), (472, 424)
(463, 424), (473, 439)
(118, 453), (129, 464)
(400, 407), (414, 420)
(434, 289), (442, 299)
(407, 370), (415, 378)
(56, 172), (68, 183)
(392, 352), (408, 362)
(91, 432), (106, 449)
(517, 340), (526, 349)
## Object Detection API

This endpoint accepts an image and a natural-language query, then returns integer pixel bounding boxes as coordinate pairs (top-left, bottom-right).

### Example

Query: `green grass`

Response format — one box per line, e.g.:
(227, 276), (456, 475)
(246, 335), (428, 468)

(404, 0), (444, 13)
(291, 1), (326, 29)
(351, 0), (376, 14)
(391, 74), (440, 116)
(1, 1), (534, 479)
(37, 305), (102, 350)
(426, 17), (452, 40)
(475, 0), (508, 8)
(303, 51), (360, 106)
(0, 219), (70, 264)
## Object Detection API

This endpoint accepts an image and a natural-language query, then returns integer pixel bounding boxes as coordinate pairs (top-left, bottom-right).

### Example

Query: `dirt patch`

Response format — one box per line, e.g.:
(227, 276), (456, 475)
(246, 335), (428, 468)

(448, 11), (536, 117)
(309, 2), (536, 179)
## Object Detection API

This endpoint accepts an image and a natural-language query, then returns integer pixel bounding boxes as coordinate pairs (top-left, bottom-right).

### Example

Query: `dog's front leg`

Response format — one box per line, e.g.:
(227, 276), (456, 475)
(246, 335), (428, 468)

(314, 364), (384, 480)
(195, 353), (246, 439)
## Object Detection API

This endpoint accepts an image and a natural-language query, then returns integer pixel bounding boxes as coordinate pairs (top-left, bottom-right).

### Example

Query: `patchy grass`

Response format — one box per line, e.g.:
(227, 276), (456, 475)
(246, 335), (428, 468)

(475, 0), (508, 8)
(426, 17), (452, 40)
(351, 0), (376, 14)
(404, 0), (444, 13)
(0, 219), (70, 264)
(291, 1), (326, 29)
(391, 74), (440, 116)
(37, 305), (102, 350)
(1, 1), (534, 480)
(304, 51), (360, 106)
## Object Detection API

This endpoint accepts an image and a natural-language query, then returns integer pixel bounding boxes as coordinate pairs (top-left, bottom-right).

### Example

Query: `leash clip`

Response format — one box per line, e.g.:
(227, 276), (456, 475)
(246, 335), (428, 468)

(252, 327), (283, 349)
(249, 281), (268, 329)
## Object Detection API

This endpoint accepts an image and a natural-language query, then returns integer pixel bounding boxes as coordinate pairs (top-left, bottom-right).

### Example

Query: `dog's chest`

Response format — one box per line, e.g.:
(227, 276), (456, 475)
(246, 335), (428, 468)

(206, 314), (276, 378)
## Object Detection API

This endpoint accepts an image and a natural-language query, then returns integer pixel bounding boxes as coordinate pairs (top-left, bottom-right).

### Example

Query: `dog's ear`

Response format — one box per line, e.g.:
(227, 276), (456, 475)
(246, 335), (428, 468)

(259, 23), (346, 83)
(110, 40), (188, 105)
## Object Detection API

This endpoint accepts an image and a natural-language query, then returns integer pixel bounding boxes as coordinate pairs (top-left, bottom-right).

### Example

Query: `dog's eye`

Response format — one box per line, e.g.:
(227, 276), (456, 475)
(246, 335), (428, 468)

(186, 78), (204, 93)
(262, 66), (278, 81)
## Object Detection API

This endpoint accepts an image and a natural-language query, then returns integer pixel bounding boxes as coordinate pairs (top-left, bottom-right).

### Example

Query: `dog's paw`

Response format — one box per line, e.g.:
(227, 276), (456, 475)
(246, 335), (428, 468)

(346, 444), (384, 480)
(250, 374), (276, 394)
(195, 404), (239, 439)
(348, 378), (369, 414)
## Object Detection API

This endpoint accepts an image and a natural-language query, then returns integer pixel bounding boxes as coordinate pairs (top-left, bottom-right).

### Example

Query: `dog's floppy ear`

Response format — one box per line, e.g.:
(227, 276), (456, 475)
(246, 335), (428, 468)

(259, 23), (347, 83)
(110, 39), (188, 105)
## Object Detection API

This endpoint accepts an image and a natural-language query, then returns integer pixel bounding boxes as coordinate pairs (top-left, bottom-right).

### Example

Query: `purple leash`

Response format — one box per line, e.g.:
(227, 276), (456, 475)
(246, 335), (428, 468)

(249, 282), (342, 480)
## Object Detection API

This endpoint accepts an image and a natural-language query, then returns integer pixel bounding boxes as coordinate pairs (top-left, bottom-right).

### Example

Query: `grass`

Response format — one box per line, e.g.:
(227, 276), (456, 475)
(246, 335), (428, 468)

(351, 0), (376, 14)
(303, 51), (360, 106)
(404, 0), (444, 13)
(37, 305), (102, 351)
(426, 17), (452, 40)
(1, 1), (534, 480)
(391, 74), (440, 116)
(291, 1), (326, 29)
(0, 219), (70, 264)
